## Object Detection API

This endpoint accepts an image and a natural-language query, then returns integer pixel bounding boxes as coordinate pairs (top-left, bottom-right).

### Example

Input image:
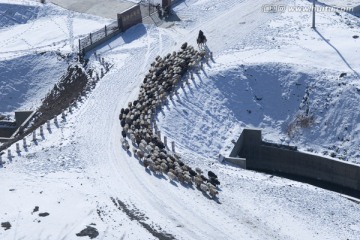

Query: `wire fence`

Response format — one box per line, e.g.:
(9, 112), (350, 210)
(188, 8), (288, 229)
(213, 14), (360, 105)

(79, 21), (119, 54)
(78, 0), (175, 57)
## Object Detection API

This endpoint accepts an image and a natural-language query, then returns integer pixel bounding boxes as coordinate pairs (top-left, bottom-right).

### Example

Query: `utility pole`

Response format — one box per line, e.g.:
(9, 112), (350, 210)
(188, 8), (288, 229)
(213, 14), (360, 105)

(312, 0), (316, 29)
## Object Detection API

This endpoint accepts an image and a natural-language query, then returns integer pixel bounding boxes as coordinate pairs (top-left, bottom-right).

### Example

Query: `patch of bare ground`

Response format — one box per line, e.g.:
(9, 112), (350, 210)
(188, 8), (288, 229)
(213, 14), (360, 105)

(110, 197), (176, 240)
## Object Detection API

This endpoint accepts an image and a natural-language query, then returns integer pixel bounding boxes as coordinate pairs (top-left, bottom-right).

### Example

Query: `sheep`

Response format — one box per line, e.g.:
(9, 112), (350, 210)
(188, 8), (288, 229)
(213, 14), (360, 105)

(194, 175), (203, 187)
(199, 183), (209, 192)
(209, 177), (220, 186)
(136, 150), (145, 160)
(183, 174), (192, 184)
(121, 120), (126, 127)
(200, 175), (208, 182)
(208, 185), (218, 198)
(168, 171), (176, 181)
(160, 162), (168, 173)
(118, 46), (215, 197)
(195, 167), (203, 175)
(153, 164), (161, 174)
(189, 169), (197, 177)
(121, 130), (126, 138)
(143, 159), (150, 168)
(177, 173), (185, 183)
(208, 171), (218, 179)
(121, 139), (130, 150)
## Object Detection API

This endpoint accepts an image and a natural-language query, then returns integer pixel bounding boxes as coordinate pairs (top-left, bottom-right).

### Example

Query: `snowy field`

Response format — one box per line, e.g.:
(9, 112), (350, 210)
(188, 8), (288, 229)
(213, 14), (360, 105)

(1, 0), (360, 239)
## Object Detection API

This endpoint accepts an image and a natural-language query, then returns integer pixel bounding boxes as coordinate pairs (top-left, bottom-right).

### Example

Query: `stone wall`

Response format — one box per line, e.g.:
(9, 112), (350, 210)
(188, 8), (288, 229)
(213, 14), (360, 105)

(229, 129), (360, 193)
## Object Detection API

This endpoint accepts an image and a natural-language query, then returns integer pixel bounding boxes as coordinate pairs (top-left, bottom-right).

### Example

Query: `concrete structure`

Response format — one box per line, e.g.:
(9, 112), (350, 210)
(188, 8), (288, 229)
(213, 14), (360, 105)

(117, 4), (142, 31)
(48, 0), (136, 20)
(0, 111), (35, 143)
(227, 129), (360, 196)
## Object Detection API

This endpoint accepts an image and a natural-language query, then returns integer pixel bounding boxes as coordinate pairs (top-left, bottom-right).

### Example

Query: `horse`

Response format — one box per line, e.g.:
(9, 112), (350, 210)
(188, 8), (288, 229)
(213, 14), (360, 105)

(197, 30), (207, 49)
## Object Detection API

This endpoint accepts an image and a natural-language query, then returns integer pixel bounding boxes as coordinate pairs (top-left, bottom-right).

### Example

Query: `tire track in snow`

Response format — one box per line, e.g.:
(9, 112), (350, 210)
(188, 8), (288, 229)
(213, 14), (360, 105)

(67, 11), (74, 51)
(70, 28), (241, 239)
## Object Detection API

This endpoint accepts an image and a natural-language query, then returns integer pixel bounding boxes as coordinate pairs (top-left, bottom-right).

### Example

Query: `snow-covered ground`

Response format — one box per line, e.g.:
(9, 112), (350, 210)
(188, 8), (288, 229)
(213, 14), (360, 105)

(0, 0), (113, 117)
(1, 0), (360, 239)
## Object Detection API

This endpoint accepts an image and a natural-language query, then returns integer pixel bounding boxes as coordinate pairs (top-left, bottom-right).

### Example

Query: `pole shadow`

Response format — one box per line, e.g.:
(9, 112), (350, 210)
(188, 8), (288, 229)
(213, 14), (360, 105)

(314, 29), (359, 78)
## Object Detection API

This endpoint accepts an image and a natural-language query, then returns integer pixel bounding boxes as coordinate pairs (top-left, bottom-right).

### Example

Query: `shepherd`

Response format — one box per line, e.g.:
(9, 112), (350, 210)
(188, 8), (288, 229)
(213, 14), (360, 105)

(197, 30), (207, 49)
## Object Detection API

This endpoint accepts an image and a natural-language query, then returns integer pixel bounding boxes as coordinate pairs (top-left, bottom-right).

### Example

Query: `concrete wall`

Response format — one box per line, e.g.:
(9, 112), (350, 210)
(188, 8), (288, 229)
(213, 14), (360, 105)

(231, 129), (360, 192)
(0, 111), (34, 143)
(162, 0), (171, 8)
(354, 5), (360, 14)
(117, 5), (142, 32)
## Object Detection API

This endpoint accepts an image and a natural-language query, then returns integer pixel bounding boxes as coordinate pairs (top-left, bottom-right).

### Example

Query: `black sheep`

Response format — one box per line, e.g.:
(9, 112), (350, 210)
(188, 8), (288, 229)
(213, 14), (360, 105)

(120, 120), (126, 127)
(189, 169), (197, 177)
(124, 108), (130, 115)
(208, 171), (218, 179)
(121, 130), (126, 138)
(136, 137), (141, 146)
(209, 177), (220, 186)
(121, 108), (124, 114)
(178, 160), (184, 167)
(156, 141), (165, 149)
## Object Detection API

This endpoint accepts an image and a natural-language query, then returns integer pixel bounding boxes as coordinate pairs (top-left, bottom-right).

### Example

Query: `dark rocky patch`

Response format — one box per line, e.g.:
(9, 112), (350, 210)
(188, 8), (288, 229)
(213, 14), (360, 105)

(39, 212), (49, 217)
(1, 222), (11, 230)
(339, 72), (347, 78)
(76, 226), (99, 239)
(111, 197), (175, 240)
(32, 206), (39, 214)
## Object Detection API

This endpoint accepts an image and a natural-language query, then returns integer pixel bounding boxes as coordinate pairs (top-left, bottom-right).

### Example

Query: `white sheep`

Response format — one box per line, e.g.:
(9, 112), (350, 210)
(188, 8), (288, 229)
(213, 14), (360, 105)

(208, 185), (218, 198)
(168, 171), (176, 181)
(200, 183), (209, 192)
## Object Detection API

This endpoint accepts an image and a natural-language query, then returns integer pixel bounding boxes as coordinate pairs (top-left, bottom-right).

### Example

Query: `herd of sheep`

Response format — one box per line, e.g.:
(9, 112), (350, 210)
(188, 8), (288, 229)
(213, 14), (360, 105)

(119, 43), (220, 199)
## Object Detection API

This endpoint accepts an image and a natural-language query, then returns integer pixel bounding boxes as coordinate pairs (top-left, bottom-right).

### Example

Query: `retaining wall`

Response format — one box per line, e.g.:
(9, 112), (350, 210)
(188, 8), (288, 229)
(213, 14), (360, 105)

(230, 129), (360, 192)
(0, 111), (34, 143)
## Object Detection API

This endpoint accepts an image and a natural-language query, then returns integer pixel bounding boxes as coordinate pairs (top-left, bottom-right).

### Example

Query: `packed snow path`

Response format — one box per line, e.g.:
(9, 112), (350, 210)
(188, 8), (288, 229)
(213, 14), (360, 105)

(1, 0), (360, 239)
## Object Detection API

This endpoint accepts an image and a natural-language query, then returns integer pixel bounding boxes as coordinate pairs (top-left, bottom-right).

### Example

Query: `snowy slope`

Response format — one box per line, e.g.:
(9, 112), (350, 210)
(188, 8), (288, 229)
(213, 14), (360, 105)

(0, 1), (113, 116)
(1, 0), (360, 239)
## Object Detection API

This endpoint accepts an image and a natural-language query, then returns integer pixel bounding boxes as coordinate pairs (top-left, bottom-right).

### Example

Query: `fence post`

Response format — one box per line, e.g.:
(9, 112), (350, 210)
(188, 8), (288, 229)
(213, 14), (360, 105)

(23, 138), (27, 148)
(40, 125), (44, 136)
(164, 136), (167, 147)
(47, 120), (50, 129)
(78, 39), (81, 55)
(16, 143), (20, 152)
(157, 130), (161, 140)
(54, 115), (58, 125)
(32, 130), (36, 141)
(8, 149), (11, 158)
(171, 141), (175, 152)
(90, 33), (93, 45)
(105, 25), (107, 37)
